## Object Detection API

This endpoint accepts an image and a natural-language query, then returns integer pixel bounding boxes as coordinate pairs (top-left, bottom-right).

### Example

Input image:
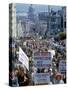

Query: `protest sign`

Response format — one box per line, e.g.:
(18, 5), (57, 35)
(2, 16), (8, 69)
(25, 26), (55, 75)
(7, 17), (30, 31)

(34, 73), (50, 84)
(19, 47), (29, 70)
(33, 51), (52, 68)
(59, 60), (66, 74)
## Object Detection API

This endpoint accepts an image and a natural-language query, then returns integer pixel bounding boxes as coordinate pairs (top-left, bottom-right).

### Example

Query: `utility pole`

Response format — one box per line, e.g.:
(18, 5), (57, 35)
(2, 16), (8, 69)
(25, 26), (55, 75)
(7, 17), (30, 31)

(48, 5), (51, 38)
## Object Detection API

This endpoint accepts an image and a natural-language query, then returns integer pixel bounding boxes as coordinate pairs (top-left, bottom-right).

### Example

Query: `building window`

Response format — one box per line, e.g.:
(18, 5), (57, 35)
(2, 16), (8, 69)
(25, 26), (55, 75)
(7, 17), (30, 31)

(51, 17), (56, 22)
(51, 24), (56, 29)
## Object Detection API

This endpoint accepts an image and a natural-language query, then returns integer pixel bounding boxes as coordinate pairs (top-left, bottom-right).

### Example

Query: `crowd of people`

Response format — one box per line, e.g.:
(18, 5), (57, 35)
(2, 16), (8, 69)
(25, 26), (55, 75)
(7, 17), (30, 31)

(30, 65), (66, 85)
(9, 65), (30, 86)
(9, 37), (66, 86)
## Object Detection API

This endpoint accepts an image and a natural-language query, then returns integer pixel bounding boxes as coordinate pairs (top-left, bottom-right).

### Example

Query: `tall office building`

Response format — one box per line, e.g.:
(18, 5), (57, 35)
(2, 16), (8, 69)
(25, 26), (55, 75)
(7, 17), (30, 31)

(17, 20), (23, 38)
(62, 7), (66, 32)
(9, 3), (16, 38)
(28, 4), (35, 22)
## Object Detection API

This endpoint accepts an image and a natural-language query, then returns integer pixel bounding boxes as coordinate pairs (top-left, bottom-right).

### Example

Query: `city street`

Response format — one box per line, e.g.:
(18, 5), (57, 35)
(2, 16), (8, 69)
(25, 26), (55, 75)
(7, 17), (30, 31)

(9, 4), (66, 86)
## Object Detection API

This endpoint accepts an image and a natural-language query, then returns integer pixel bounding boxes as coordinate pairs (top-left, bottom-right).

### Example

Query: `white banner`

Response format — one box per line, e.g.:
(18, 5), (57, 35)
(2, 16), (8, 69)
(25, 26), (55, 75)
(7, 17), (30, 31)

(19, 47), (29, 70)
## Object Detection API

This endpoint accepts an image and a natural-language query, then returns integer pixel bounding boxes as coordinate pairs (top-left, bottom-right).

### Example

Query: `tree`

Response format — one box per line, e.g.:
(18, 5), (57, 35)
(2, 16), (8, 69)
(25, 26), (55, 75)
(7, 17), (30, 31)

(59, 32), (66, 40)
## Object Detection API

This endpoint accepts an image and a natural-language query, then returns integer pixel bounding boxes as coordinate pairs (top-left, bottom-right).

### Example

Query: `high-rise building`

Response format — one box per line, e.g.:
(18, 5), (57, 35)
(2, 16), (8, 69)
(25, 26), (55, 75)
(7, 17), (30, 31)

(9, 3), (16, 38)
(38, 12), (48, 21)
(28, 4), (35, 22)
(62, 7), (66, 32)
(25, 21), (35, 37)
(50, 12), (61, 34)
(17, 20), (24, 38)
(57, 7), (66, 32)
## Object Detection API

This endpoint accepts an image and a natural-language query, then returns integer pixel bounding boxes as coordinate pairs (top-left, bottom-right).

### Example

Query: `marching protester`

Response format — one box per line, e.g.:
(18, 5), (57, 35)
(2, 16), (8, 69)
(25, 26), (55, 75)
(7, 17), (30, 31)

(31, 66), (37, 85)
(63, 74), (66, 83)
(16, 65), (29, 86)
(10, 69), (19, 87)
(54, 72), (64, 84)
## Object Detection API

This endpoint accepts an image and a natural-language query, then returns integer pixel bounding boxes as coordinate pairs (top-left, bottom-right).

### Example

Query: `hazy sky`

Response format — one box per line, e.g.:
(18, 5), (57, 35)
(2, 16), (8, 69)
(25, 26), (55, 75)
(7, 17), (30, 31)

(16, 3), (62, 14)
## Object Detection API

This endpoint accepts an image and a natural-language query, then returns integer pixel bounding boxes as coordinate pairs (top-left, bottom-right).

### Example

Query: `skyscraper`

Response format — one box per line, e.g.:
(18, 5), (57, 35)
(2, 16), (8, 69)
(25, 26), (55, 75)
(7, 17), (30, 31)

(28, 4), (35, 22)
(9, 3), (17, 38)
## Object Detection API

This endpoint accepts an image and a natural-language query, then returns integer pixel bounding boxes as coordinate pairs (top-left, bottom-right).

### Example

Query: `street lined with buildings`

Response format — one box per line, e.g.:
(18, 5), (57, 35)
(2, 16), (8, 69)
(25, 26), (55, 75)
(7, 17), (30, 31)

(9, 3), (66, 86)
